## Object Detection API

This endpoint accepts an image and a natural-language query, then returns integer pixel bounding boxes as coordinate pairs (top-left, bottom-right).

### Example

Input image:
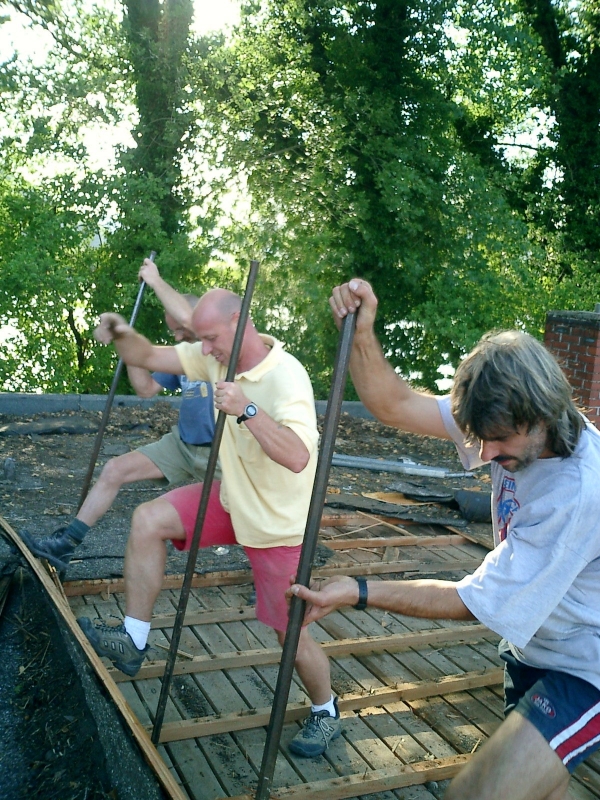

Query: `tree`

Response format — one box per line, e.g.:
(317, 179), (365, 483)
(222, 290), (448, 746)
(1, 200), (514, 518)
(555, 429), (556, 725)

(0, 0), (223, 392)
(449, 0), (600, 303)
(2, 0), (599, 398)
(194, 0), (547, 393)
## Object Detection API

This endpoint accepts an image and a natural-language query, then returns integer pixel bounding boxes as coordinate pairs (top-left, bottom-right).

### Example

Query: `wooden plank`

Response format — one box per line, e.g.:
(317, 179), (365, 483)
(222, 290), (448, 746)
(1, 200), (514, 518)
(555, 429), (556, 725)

(323, 534), (467, 550)
(110, 623), (492, 682)
(210, 591), (343, 789)
(155, 668), (502, 743)
(446, 524), (493, 551)
(320, 514), (370, 528)
(150, 606), (256, 629)
(226, 754), (471, 800)
(64, 557), (482, 597)
(194, 587), (313, 790)
(573, 763), (600, 796)
(317, 558), (482, 578)
(0, 515), (188, 800)
(321, 512), (414, 533)
(63, 569), (254, 597)
(356, 510), (421, 532)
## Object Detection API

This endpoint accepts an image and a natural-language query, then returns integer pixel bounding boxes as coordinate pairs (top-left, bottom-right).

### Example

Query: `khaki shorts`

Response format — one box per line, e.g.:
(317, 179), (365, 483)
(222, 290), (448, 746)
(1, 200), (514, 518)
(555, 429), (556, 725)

(137, 425), (221, 485)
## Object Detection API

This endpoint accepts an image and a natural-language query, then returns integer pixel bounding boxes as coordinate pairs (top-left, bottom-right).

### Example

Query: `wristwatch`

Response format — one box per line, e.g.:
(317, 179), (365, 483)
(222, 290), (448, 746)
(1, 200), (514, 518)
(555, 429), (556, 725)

(353, 577), (368, 611)
(236, 402), (258, 424)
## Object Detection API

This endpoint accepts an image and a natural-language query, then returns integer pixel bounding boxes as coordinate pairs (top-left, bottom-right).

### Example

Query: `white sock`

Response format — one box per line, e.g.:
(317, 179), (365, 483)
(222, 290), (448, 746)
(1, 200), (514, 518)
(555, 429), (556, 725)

(124, 616), (151, 650)
(311, 695), (336, 717)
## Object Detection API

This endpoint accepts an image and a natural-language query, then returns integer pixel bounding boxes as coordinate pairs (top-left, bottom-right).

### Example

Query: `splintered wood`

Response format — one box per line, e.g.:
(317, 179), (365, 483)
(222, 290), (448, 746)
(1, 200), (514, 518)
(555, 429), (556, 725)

(4, 512), (600, 800)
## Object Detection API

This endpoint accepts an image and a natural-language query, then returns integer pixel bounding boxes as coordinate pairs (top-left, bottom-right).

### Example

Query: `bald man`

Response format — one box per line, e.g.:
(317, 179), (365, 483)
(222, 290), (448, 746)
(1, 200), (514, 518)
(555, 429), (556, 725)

(77, 289), (340, 758)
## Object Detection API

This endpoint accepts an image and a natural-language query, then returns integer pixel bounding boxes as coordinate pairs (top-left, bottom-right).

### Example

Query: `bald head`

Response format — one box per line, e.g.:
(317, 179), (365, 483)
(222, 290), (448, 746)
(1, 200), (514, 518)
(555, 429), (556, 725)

(194, 289), (241, 323)
(190, 288), (247, 366)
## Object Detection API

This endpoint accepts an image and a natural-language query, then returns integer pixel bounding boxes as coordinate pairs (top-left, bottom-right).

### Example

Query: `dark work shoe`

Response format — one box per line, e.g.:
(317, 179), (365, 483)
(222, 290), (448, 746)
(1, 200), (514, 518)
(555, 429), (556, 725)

(77, 617), (148, 677)
(20, 527), (78, 570)
(289, 698), (341, 757)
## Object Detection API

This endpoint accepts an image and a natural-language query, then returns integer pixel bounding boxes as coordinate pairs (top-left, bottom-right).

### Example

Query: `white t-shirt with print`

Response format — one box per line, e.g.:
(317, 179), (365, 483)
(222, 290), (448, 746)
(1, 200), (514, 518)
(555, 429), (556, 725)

(438, 396), (600, 691)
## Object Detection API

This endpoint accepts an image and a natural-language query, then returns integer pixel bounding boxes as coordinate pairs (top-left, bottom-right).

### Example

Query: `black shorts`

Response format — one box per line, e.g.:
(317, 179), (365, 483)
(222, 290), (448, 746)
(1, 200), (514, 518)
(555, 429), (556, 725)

(500, 641), (600, 772)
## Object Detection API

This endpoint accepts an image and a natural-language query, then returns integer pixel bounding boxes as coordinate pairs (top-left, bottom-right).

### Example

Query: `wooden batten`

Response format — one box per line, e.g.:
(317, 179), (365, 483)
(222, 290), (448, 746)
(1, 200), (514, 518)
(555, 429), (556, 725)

(323, 533), (467, 549)
(112, 622), (495, 682)
(228, 754), (472, 800)
(154, 668), (503, 743)
(64, 557), (482, 598)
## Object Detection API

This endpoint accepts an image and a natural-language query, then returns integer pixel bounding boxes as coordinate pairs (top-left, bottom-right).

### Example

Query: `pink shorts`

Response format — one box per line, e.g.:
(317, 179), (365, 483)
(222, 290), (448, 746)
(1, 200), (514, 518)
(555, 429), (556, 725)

(163, 481), (302, 632)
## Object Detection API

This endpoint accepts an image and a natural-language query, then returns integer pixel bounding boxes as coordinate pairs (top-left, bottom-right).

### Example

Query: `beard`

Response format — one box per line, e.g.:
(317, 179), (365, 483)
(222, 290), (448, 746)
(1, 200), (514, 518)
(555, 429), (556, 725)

(492, 424), (549, 472)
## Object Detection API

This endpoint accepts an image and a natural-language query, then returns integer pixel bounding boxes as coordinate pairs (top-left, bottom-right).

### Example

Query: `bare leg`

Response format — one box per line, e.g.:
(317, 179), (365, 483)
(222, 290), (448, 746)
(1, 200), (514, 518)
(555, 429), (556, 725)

(124, 498), (186, 621)
(444, 709), (571, 800)
(277, 627), (332, 705)
(77, 451), (164, 527)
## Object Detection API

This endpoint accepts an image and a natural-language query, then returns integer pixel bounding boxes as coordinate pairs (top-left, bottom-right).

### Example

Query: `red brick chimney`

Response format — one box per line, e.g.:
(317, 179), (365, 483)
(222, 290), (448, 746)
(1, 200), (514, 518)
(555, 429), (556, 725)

(544, 309), (600, 426)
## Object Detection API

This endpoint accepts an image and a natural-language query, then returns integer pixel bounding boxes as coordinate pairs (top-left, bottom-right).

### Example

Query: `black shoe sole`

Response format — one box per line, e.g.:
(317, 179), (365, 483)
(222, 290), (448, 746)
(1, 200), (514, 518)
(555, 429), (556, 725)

(19, 529), (72, 571)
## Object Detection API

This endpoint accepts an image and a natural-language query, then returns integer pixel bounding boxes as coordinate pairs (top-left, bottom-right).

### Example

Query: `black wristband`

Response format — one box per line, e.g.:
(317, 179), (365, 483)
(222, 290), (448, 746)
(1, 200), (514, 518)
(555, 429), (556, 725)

(353, 577), (368, 611)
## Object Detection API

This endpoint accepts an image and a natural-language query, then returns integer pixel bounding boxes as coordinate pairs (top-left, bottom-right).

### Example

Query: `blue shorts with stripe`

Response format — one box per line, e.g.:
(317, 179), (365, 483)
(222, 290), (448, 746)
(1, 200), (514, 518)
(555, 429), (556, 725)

(500, 641), (600, 772)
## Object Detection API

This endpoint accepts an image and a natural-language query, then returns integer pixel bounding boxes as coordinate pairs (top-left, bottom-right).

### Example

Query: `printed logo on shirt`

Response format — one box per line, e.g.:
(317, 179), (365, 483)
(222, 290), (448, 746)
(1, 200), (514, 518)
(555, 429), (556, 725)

(182, 379), (206, 398)
(497, 476), (520, 542)
(531, 693), (556, 718)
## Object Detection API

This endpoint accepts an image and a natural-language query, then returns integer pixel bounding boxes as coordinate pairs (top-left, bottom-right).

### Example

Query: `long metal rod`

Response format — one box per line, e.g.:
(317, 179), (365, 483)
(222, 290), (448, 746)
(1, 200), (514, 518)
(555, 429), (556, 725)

(151, 259), (261, 744)
(255, 311), (356, 800)
(78, 250), (156, 510)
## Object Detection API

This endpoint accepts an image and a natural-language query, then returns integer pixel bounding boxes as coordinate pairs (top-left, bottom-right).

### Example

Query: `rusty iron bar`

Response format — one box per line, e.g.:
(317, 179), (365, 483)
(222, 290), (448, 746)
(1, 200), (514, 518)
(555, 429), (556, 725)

(255, 310), (356, 800)
(77, 250), (156, 510)
(151, 259), (260, 744)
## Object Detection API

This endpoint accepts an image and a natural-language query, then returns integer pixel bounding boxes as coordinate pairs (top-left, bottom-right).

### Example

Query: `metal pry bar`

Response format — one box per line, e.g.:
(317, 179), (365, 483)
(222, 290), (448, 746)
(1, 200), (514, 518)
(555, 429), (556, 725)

(151, 259), (260, 744)
(77, 250), (156, 510)
(255, 310), (357, 800)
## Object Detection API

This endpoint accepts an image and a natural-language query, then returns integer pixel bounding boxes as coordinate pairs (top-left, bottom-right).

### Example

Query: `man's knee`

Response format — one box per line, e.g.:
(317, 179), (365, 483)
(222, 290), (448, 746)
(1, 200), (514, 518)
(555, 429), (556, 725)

(294, 628), (322, 661)
(99, 454), (134, 486)
(131, 499), (184, 543)
(276, 629), (309, 656)
(100, 452), (161, 487)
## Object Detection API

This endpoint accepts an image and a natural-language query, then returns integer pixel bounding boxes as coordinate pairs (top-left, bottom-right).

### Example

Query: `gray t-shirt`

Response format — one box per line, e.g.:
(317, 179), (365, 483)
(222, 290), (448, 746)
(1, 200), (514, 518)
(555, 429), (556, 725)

(438, 396), (600, 690)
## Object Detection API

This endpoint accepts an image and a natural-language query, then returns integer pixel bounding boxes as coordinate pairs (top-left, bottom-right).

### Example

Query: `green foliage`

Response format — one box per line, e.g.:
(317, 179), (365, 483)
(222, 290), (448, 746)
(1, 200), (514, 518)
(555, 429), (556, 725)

(0, 0), (228, 393)
(193, 0), (557, 394)
(0, 171), (106, 391)
(1, 0), (600, 400)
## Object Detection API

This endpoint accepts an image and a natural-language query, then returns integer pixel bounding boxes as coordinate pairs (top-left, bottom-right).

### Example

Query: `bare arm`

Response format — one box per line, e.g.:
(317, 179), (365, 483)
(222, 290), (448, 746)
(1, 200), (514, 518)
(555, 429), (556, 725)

(94, 313), (184, 374)
(288, 576), (474, 626)
(214, 380), (310, 473)
(330, 279), (450, 439)
(126, 365), (163, 398)
(139, 259), (194, 329)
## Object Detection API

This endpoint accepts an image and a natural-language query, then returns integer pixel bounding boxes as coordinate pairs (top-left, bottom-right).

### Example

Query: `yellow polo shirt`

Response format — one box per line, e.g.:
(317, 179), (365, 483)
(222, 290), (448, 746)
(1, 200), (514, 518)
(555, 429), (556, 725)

(176, 335), (318, 548)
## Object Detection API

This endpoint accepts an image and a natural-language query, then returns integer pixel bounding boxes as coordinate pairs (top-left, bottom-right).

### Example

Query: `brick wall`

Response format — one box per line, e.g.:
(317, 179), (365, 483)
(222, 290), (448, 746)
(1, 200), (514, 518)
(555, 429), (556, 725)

(544, 311), (600, 425)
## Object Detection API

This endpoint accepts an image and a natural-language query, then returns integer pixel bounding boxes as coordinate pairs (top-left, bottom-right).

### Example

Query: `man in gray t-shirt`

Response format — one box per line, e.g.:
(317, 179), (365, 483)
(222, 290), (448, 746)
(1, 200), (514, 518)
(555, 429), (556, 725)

(289, 278), (600, 800)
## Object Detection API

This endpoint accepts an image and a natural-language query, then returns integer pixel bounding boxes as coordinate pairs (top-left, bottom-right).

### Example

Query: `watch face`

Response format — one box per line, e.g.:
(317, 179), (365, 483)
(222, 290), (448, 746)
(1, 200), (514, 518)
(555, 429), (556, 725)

(246, 403), (258, 417)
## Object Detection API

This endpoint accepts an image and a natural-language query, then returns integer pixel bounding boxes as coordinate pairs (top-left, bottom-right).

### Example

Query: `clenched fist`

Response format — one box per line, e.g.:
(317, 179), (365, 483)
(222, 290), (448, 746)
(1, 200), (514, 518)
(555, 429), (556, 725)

(94, 313), (130, 345)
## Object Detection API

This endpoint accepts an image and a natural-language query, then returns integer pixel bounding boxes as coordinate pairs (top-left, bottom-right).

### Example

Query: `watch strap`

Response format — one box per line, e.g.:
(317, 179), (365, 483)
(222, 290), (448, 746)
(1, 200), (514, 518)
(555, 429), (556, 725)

(353, 577), (368, 611)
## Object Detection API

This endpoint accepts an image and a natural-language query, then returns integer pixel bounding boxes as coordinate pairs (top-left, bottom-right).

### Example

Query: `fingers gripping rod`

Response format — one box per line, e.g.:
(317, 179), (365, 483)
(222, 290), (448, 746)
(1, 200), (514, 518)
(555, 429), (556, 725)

(77, 250), (156, 510)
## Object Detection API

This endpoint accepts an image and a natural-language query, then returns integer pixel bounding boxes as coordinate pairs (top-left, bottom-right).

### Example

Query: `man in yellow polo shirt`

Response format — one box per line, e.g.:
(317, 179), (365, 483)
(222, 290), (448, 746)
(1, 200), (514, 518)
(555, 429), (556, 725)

(77, 288), (341, 758)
